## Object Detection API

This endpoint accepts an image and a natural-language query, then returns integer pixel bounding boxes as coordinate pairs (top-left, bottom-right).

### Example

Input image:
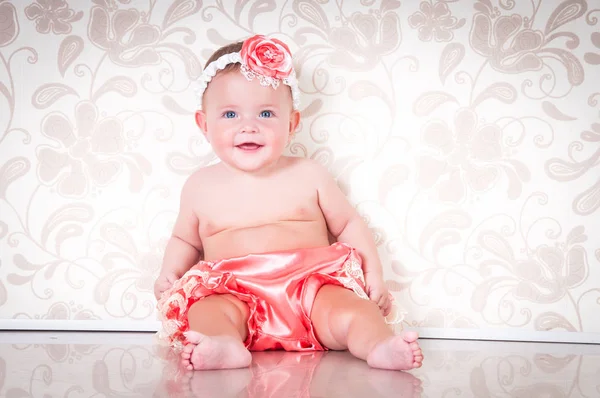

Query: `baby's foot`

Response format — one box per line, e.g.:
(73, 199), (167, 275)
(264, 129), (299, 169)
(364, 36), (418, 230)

(180, 331), (252, 370)
(366, 331), (423, 371)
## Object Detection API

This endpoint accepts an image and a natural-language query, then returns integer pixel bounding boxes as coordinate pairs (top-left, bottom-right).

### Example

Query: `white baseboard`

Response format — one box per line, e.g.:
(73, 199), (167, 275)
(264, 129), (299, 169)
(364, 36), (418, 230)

(0, 319), (161, 332)
(417, 327), (600, 345)
(0, 330), (158, 345)
(1, 320), (599, 345)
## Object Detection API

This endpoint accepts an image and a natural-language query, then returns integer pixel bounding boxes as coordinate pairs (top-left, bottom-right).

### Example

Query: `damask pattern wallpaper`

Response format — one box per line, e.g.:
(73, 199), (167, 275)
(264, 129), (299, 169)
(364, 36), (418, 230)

(0, 0), (598, 336)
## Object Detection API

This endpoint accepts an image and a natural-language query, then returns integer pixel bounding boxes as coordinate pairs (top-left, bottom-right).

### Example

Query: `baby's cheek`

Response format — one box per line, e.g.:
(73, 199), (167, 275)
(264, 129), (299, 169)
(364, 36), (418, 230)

(275, 123), (292, 143)
(272, 135), (288, 150)
(211, 132), (232, 149)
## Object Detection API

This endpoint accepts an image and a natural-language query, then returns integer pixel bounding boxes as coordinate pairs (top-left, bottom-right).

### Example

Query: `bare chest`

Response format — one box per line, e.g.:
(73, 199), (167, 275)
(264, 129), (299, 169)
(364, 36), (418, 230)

(196, 184), (322, 237)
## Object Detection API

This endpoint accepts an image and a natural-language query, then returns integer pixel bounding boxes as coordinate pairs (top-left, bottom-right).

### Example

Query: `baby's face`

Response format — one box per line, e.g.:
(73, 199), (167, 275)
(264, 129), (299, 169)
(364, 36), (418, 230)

(196, 70), (300, 173)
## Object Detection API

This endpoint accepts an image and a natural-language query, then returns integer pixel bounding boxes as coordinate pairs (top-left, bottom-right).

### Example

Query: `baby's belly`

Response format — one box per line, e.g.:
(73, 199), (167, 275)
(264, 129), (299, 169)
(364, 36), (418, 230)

(202, 220), (331, 261)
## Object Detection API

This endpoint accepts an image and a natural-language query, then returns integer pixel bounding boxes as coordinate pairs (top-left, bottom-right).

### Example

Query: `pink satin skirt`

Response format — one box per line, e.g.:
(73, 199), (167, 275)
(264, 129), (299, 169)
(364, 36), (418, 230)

(156, 243), (370, 351)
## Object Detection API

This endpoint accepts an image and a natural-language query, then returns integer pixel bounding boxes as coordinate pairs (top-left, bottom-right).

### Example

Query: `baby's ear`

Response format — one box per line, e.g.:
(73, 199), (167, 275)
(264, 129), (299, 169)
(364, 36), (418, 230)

(195, 110), (207, 130)
(289, 110), (301, 134)
(195, 110), (208, 136)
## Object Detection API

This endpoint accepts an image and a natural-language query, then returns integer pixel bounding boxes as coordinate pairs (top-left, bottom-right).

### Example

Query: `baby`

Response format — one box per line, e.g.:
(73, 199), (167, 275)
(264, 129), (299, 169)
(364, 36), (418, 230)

(154, 35), (423, 372)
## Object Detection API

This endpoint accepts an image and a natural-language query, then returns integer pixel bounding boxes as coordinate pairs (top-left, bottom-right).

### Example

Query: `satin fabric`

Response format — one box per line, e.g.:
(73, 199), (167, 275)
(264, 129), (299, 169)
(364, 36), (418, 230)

(157, 243), (369, 351)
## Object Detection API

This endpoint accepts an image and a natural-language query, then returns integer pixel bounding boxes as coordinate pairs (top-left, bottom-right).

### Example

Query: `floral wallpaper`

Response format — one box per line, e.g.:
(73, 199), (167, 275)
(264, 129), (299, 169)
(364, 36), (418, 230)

(0, 0), (599, 338)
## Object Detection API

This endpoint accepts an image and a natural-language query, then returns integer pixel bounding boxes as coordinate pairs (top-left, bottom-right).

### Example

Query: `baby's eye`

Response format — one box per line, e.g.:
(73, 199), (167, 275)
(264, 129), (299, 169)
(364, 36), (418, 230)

(223, 111), (236, 119)
(259, 110), (273, 118)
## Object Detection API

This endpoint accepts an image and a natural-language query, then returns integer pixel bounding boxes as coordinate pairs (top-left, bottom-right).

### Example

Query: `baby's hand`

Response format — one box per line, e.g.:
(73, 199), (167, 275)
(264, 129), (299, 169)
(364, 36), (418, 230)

(364, 273), (392, 317)
(154, 272), (179, 300)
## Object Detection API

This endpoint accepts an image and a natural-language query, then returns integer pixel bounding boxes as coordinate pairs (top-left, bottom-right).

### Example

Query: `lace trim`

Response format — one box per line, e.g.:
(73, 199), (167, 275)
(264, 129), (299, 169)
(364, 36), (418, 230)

(339, 257), (406, 326)
(156, 269), (211, 350)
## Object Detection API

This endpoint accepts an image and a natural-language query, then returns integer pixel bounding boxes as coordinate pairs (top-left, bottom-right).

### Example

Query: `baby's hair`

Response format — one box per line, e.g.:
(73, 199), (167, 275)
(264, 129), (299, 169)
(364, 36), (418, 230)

(204, 41), (244, 74)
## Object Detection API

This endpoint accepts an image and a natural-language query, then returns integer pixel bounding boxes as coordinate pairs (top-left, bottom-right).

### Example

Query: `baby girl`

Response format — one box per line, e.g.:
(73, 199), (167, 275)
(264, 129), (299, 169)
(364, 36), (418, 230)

(154, 35), (423, 372)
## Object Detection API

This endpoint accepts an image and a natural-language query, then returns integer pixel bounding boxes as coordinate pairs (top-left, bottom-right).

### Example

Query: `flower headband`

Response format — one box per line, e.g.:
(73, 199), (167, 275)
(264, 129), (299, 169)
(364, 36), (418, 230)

(195, 35), (301, 110)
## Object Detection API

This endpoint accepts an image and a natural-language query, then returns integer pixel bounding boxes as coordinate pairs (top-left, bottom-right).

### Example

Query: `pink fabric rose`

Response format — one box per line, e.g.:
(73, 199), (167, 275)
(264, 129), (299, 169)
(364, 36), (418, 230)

(241, 35), (293, 79)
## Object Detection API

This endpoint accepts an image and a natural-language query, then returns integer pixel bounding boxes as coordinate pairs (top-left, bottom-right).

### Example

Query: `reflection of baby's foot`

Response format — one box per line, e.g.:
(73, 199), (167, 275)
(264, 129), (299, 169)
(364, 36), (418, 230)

(367, 368), (423, 398)
(177, 367), (252, 397)
(169, 370), (194, 398)
(366, 332), (423, 370)
(181, 331), (252, 370)
(159, 362), (194, 398)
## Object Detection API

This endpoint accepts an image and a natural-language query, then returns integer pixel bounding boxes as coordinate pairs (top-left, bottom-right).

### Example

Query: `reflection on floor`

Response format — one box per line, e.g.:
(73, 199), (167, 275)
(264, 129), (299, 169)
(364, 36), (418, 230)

(0, 331), (599, 397)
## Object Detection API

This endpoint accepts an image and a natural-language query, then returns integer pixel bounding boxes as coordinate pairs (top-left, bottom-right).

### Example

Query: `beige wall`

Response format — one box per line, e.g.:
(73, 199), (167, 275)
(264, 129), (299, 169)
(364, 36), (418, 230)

(0, 0), (598, 338)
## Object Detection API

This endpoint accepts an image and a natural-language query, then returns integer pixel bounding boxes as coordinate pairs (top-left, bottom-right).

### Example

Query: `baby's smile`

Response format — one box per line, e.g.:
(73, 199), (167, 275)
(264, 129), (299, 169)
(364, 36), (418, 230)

(235, 139), (264, 151)
(236, 143), (263, 151)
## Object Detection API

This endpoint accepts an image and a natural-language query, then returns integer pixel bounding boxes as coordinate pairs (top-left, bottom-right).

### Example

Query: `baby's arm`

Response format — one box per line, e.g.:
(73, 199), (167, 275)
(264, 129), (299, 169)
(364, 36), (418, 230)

(154, 175), (203, 299)
(311, 162), (391, 315)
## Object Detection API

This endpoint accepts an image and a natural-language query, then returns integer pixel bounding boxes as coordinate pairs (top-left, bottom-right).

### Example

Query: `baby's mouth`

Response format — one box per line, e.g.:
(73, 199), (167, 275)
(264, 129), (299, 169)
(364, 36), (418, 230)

(236, 143), (263, 151)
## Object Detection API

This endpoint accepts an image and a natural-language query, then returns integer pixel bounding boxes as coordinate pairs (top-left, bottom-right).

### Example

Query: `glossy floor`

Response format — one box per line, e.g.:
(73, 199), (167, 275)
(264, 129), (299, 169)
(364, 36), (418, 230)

(0, 332), (599, 397)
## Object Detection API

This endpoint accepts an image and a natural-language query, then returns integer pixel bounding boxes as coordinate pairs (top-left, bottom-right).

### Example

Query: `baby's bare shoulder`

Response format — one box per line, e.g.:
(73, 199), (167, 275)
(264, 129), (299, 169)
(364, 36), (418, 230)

(181, 164), (221, 196)
(284, 156), (329, 179)
(282, 158), (331, 185)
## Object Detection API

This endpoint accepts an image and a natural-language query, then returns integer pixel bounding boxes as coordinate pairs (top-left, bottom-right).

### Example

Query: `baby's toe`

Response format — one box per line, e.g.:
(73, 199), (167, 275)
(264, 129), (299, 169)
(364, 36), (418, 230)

(183, 330), (204, 344)
(402, 331), (419, 343)
(181, 358), (191, 370)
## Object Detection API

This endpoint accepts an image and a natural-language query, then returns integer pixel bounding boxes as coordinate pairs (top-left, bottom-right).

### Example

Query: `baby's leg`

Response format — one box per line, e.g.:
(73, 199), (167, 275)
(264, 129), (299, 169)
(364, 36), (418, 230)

(181, 294), (252, 370)
(310, 285), (423, 371)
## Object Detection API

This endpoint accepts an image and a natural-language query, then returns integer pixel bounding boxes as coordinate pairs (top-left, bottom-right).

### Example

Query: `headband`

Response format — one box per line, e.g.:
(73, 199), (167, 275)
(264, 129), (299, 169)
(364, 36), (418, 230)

(195, 35), (301, 110)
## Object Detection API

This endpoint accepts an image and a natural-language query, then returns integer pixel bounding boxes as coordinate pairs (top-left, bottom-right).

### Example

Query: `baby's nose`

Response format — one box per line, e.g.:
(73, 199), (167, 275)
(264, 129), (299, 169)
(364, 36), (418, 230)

(240, 121), (258, 133)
